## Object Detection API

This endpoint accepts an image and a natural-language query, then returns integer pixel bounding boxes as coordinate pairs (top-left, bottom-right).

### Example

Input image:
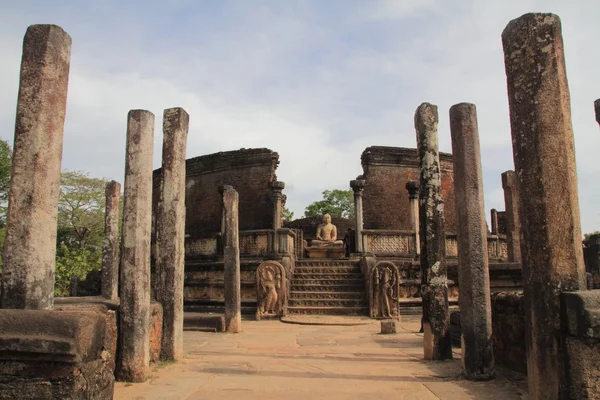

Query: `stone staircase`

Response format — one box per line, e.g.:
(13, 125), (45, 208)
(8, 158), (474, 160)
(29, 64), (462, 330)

(288, 259), (368, 316)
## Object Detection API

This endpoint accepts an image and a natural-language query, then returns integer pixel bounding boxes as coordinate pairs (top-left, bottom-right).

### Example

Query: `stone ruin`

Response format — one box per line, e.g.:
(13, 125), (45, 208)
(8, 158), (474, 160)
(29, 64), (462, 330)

(1, 11), (600, 399)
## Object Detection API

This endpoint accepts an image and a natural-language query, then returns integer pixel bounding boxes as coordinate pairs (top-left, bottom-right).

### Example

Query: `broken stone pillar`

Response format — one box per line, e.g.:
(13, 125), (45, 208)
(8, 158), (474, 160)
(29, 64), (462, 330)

(350, 179), (366, 253)
(220, 185), (241, 333)
(1, 25), (71, 310)
(101, 180), (121, 300)
(414, 103), (452, 361)
(503, 13), (586, 399)
(595, 99), (599, 127)
(490, 209), (499, 235)
(501, 171), (521, 263)
(449, 102), (495, 380)
(155, 108), (189, 361)
(406, 181), (420, 255)
(269, 181), (285, 230)
(117, 110), (155, 382)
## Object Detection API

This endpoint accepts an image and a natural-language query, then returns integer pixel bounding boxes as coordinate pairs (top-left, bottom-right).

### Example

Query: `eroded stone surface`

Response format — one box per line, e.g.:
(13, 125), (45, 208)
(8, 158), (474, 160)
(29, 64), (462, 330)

(502, 12), (586, 399)
(1, 25), (72, 310)
(117, 110), (154, 383)
(414, 102), (452, 361)
(101, 180), (121, 300)
(155, 108), (189, 361)
(220, 185), (241, 333)
(450, 103), (495, 381)
(501, 171), (521, 263)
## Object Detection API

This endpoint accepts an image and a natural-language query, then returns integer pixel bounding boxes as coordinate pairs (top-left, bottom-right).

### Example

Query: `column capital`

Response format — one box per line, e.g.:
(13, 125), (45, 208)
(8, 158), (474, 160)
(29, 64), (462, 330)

(269, 180), (285, 194)
(350, 179), (366, 194)
(405, 181), (419, 199)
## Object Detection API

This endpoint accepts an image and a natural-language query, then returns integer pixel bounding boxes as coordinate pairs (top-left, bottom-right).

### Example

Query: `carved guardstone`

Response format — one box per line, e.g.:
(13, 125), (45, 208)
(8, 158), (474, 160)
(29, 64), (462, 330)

(370, 261), (400, 319)
(255, 261), (287, 320)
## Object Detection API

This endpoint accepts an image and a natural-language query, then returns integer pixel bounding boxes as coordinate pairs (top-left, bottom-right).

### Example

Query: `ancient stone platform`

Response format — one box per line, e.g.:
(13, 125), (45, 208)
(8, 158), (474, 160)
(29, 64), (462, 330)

(114, 315), (527, 399)
(287, 259), (368, 316)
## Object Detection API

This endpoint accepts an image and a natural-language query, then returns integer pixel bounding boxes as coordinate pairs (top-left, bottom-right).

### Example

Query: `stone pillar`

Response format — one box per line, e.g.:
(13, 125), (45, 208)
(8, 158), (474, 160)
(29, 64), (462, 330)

(1, 25), (71, 310)
(414, 103), (452, 361)
(155, 108), (189, 361)
(269, 181), (285, 230)
(490, 209), (499, 235)
(501, 171), (521, 263)
(406, 181), (420, 255)
(117, 110), (154, 383)
(502, 13), (586, 399)
(595, 99), (599, 127)
(350, 179), (366, 253)
(101, 180), (121, 300)
(449, 103), (495, 380)
(220, 185), (241, 333)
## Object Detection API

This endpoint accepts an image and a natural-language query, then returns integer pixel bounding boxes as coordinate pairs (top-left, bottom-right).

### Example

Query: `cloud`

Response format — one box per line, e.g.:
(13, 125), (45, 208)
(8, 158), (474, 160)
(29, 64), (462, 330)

(0, 0), (598, 232)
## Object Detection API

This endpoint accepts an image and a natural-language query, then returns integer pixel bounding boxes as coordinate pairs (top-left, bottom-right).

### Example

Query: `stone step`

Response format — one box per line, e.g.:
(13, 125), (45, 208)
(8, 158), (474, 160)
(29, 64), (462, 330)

(289, 291), (366, 300)
(289, 298), (368, 308)
(291, 283), (364, 291)
(287, 306), (369, 316)
(292, 273), (363, 280)
(294, 267), (361, 274)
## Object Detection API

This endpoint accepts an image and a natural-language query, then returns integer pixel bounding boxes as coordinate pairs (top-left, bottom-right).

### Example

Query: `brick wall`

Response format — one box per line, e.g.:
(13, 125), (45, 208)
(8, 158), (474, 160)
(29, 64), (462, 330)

(153, 148), (279, 239)
(360, 146), (456, 232)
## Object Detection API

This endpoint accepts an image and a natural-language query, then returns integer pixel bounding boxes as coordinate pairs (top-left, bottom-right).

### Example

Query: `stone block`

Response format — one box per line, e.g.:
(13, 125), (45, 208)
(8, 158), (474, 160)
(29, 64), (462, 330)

(561, 290), (600, 339)
(0, 309), (113, 399)
(380, 320), (396, 334)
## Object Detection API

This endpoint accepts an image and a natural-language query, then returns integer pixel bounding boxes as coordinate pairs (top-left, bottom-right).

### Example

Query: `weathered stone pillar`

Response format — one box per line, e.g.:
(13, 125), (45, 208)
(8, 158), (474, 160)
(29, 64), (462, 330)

(220, 185), (241, 333)
(449, 103), (495, 380)
(1, 25), (71, 310)
(117, 110), (154, 382)
(350, 179), (366, 253)
(406, 181), (420, 255)
(501, 171), (521, 263)
(101, 180), (121, 300)
(502, 13), (586, 399)
(155, 108), (189, 361)
(414, 103), (452, 360)
(490, 209), (499, 235)
(595, 99), (600, 127)
(269, 181), (285, 230)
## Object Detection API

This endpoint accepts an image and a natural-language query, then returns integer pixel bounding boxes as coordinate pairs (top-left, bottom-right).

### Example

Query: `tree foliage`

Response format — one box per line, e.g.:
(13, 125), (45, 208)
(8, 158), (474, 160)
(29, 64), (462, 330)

(283, 207), (294, 221)
(304, 189), (354, 219)
(584, 231), (600, 240)
(55, 170), (109, 296)
(0, 140), (12, 224)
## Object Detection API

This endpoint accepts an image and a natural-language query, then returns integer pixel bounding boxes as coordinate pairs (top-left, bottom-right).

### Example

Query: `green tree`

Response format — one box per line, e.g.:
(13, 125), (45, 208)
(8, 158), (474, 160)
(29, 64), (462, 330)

(283, 207), (294, 221)
(304, 189), (354, 219)
(584, 231), (600, 240)
(0, 140), (12, 224)
(55, 170), (109, 296)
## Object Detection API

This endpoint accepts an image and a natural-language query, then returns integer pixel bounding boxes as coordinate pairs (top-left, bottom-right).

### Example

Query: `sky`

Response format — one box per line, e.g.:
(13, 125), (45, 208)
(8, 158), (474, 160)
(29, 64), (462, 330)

(0, 0), (598, 232)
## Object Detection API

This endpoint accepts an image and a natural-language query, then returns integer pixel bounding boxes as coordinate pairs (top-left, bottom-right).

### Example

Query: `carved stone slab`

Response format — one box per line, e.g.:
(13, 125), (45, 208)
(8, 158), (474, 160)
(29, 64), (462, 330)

(256, 260), (287, 320)
(370, 261), (400, 319)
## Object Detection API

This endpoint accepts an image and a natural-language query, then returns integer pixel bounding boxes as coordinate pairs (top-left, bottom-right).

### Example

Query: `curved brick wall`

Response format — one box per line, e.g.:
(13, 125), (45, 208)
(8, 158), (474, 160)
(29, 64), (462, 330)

(361, 146), (456, 232)
(153, 148), (279, 239)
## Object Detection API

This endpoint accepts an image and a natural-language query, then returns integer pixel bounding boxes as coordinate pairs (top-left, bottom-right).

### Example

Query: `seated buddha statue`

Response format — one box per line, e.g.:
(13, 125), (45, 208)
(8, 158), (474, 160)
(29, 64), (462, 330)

(311, 214), (344, 247)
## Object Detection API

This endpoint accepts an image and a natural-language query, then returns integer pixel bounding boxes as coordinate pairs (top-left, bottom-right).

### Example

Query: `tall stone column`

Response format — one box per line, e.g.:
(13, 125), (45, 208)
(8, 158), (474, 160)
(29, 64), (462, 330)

(220, 185), (241, 333)
(449, 103), (495, 380)
(101, 180), (121, 300)
(595, 99), (599, 127)
(350, 179), (366, 253)
(414, 103), (452, 361)
(490, 209), (499, 235)
(269, 181), (285, 230)
(406, 181), (420, 255)
(1, 25), (71, 310)
(502, 13), (586, 399)
(117, 110), (154, 383)
(155, 108), (189, 361)
(501, 171), (521, 263)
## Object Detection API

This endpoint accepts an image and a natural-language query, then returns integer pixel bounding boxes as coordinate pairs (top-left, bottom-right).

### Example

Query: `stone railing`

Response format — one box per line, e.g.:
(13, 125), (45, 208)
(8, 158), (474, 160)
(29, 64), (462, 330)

(362, 230), (415, 257)
(185, 228), (296, 259)
(362, 230), (508, 262)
